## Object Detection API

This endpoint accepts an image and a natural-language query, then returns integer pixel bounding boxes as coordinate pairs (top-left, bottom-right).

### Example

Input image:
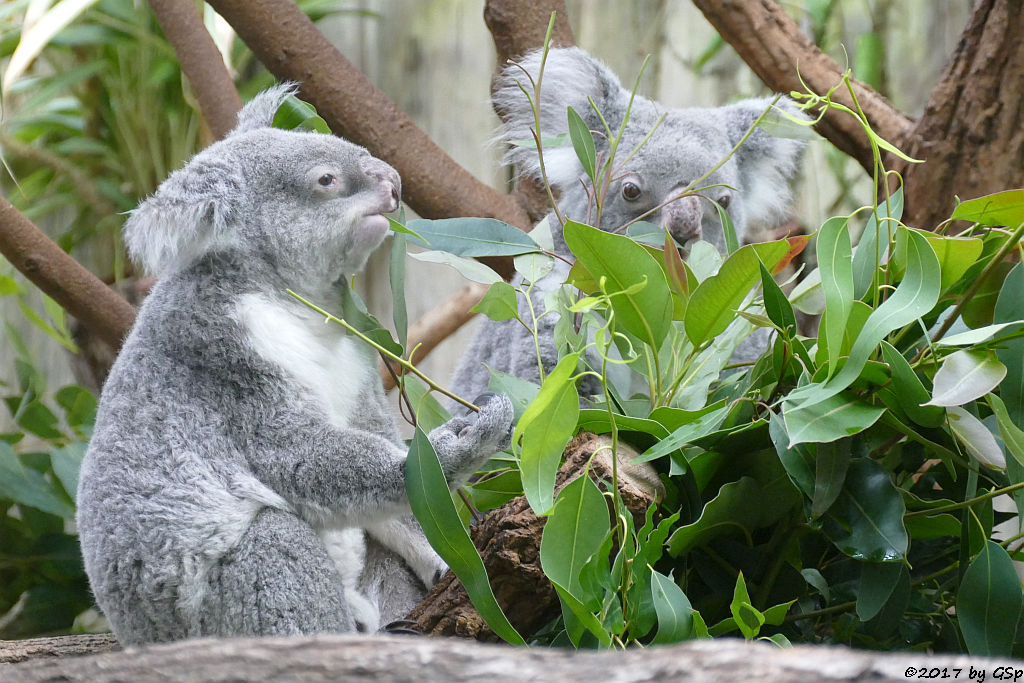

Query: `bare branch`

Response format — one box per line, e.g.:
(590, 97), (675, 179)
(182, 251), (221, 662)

(148, 0), (242, 140)
(0, 199), (136, 349)
(484, 0), (574, 70)
(205, 0), (531, 231)
(691, 0), (913, 175)
(379, 283), (487, 389)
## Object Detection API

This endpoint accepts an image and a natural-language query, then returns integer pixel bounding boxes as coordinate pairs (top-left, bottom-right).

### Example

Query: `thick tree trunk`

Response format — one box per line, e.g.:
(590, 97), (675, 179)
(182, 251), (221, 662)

(408, 433), (663, 640)
(895, 0), (1024, 230)
(1, 633), (1015, 682)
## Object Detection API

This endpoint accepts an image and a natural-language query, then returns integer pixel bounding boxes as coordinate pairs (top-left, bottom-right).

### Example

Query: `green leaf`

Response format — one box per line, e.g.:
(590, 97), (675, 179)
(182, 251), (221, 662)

(857, 561), (904, 621)
(513, 353), (580, 515)
(919, 231), (984, 292)
(994, 263), (1024, 425)
(339, 284), (403, 357)
(405, 428), (524, 644)
(936, 321), (1024, 347)
(513, 251), (554, 282)
(760, 262), (796, 336)
(634, 404), (730, 464)
(926, 349), (1006, 407)
(817, 216), (854, 373)
(952, 189), (1024, 227)
(386, 217), (425, 242)
(0, 274), (20, 296)
(272, 95), (331, 133)
(0, 442), (75, 518)
(486, 368), (540, 423)
(540, 474), (609, 599)
(667, 477), (762, 555)
(854, 31), (883, 88)
(650, 570), (694, 643)
(812, 440), (851, 518)
(685, 241), (789, 347)
(879, 342), (944, 427)
(958, 540), (1023, 656)
(406, 218), (539, 257)
(16, 400), (64, 440)
(563, 221), (673, 350)
(762, 599), (796, 626)
(789, 227), (941, 411)
(783, 392), (886, 447)
(947, 406), (1005, 469)
(566, 106), (597, 184)
(822, 457), (908, 561)
(50, 442), (85, 502)
(769, 412), (814, 499)
(54, 385), (96, 430)
(729, 573), (764, 639)
(987, 394), (1024, 468)
(389, 233), (409, 346)
(471, 281), (520, 322)
(401, 376), (450, 434)
(408, 250), (502, 285)
(852, 191), (903, 299)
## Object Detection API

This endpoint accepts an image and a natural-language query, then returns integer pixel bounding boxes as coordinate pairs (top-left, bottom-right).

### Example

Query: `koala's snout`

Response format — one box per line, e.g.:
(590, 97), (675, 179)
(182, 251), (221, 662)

(663, 193), (703, 246)
(359, 156), (401, 213)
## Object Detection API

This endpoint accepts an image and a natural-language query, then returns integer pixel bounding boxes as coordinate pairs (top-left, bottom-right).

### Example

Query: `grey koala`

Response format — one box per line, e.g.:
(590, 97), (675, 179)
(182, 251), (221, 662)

(76, 84), (513, 645)
(451, 47), (806, 404)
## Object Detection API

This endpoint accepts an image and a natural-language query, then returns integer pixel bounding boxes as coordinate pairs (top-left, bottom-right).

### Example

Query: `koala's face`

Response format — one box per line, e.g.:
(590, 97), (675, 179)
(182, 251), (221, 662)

(495, 48), (806, 258)
(224, 129), (401, 285)
(124, 85), (401, 289)
(560, 105), (745, 254)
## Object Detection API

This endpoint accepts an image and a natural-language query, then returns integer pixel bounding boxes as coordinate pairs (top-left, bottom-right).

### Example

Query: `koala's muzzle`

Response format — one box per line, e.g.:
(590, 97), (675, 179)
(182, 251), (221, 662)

(359, 155), (401, 214)
(663, 192), (703, 248)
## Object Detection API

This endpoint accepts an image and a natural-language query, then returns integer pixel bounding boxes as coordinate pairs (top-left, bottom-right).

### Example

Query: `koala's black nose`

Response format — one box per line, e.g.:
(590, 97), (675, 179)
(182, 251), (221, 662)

(663, 193), (703, 244)
(359, 155), (401, 210)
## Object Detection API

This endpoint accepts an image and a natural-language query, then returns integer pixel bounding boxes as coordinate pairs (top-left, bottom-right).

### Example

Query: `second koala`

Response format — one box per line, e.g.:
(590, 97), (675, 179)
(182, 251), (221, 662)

(451, 47), (806, 404)
(76, 85), (513, 644)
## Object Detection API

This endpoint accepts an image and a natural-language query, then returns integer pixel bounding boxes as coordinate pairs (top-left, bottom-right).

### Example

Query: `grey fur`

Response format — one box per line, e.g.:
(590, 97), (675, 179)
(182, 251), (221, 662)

(77, 85), (513, 645)
(453, 48), (806, 403)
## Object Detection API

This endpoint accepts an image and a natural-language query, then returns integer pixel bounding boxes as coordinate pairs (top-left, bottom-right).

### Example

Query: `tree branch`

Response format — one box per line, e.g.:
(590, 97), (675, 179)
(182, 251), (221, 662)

(205, 0), (531, 231)
(690, 0), (913, 175)
(148, 0), (242, 140)
(0, 199), (136, 349)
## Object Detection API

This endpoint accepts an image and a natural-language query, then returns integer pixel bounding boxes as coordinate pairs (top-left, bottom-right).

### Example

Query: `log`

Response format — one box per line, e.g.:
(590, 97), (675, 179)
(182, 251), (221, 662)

(2, 632), (1017, 682)
(408, 432), (664, 640)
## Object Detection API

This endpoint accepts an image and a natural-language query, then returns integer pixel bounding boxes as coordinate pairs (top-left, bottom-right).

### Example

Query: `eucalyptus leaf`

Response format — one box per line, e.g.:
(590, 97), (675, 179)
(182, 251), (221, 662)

(788, 227), (941, 411)
(957, 540), (1023, 656)
(918, 231), (984, 292)
(409, 250), (503, 285)
(406, 217), (539, 257)
(472, 281), (520, 322)
(650, 570), (694, 643)
(563, 221), (673, 350)
(851, 191), (902, 299)
(987, 394), (1024, 468)
(926, 349), (1006, 407)
(271, 95), (331, 134)
(783, 391), (886, 447)
(822, 457), (908, 561)
(0, 442), (75, 518)
(405, 428), (524, 644)
(879, 342), (944, 428)
(566, 105), (597, 184)
(947, 406), (1005, 469)
(857, 561), (904, 621)
(513, 353), (580, 515)
(817, 216), (854, 373)
(389, 233), (408, 346)
(951, 189), (1024, 227)
(994, 263), (1024, 425)
(812, 440), (851, 518)
(540, 474), (608, 599)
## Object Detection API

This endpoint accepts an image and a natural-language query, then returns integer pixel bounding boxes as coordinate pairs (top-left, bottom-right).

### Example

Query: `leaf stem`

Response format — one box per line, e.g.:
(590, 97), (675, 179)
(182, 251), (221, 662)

(904, 481), (1024, 519)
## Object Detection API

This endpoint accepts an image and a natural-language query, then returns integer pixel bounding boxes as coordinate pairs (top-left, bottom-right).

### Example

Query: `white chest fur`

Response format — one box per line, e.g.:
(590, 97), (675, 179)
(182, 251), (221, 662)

(234, 293), (374, 429)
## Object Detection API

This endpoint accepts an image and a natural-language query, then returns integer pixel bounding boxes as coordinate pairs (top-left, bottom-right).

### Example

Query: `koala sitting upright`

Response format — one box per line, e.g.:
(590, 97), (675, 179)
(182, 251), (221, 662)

(451, 47), (806, 403)
(76, 84), (513, 644)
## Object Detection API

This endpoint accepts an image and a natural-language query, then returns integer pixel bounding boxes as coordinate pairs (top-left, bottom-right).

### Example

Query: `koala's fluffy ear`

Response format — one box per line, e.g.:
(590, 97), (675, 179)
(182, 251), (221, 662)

(494, 47), (631, 188)
(123, 156), (241, 276)
(229, 81), (300, 136)
(721, 96), (809, 229)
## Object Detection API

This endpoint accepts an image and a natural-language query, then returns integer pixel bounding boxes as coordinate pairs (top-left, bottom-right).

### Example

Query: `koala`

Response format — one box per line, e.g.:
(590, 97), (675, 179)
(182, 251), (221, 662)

(76, 84), (513, 645)
(451, 47), (806, 404)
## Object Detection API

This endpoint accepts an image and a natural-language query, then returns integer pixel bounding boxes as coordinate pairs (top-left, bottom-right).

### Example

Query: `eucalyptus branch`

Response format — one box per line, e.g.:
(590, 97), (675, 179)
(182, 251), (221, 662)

(904, 481), (1024, 519)
(288, 290), (479, 413)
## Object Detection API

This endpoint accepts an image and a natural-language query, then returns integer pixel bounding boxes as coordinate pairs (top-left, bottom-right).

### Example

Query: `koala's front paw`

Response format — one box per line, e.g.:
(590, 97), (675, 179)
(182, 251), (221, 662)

(429, 393), (513, 483)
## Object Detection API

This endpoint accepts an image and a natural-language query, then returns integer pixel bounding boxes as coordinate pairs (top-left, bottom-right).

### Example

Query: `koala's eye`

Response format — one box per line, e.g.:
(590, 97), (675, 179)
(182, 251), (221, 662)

(317, 173), (337, 187)
(621, 181), (642, 202)
(718, 193), (732, 210)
